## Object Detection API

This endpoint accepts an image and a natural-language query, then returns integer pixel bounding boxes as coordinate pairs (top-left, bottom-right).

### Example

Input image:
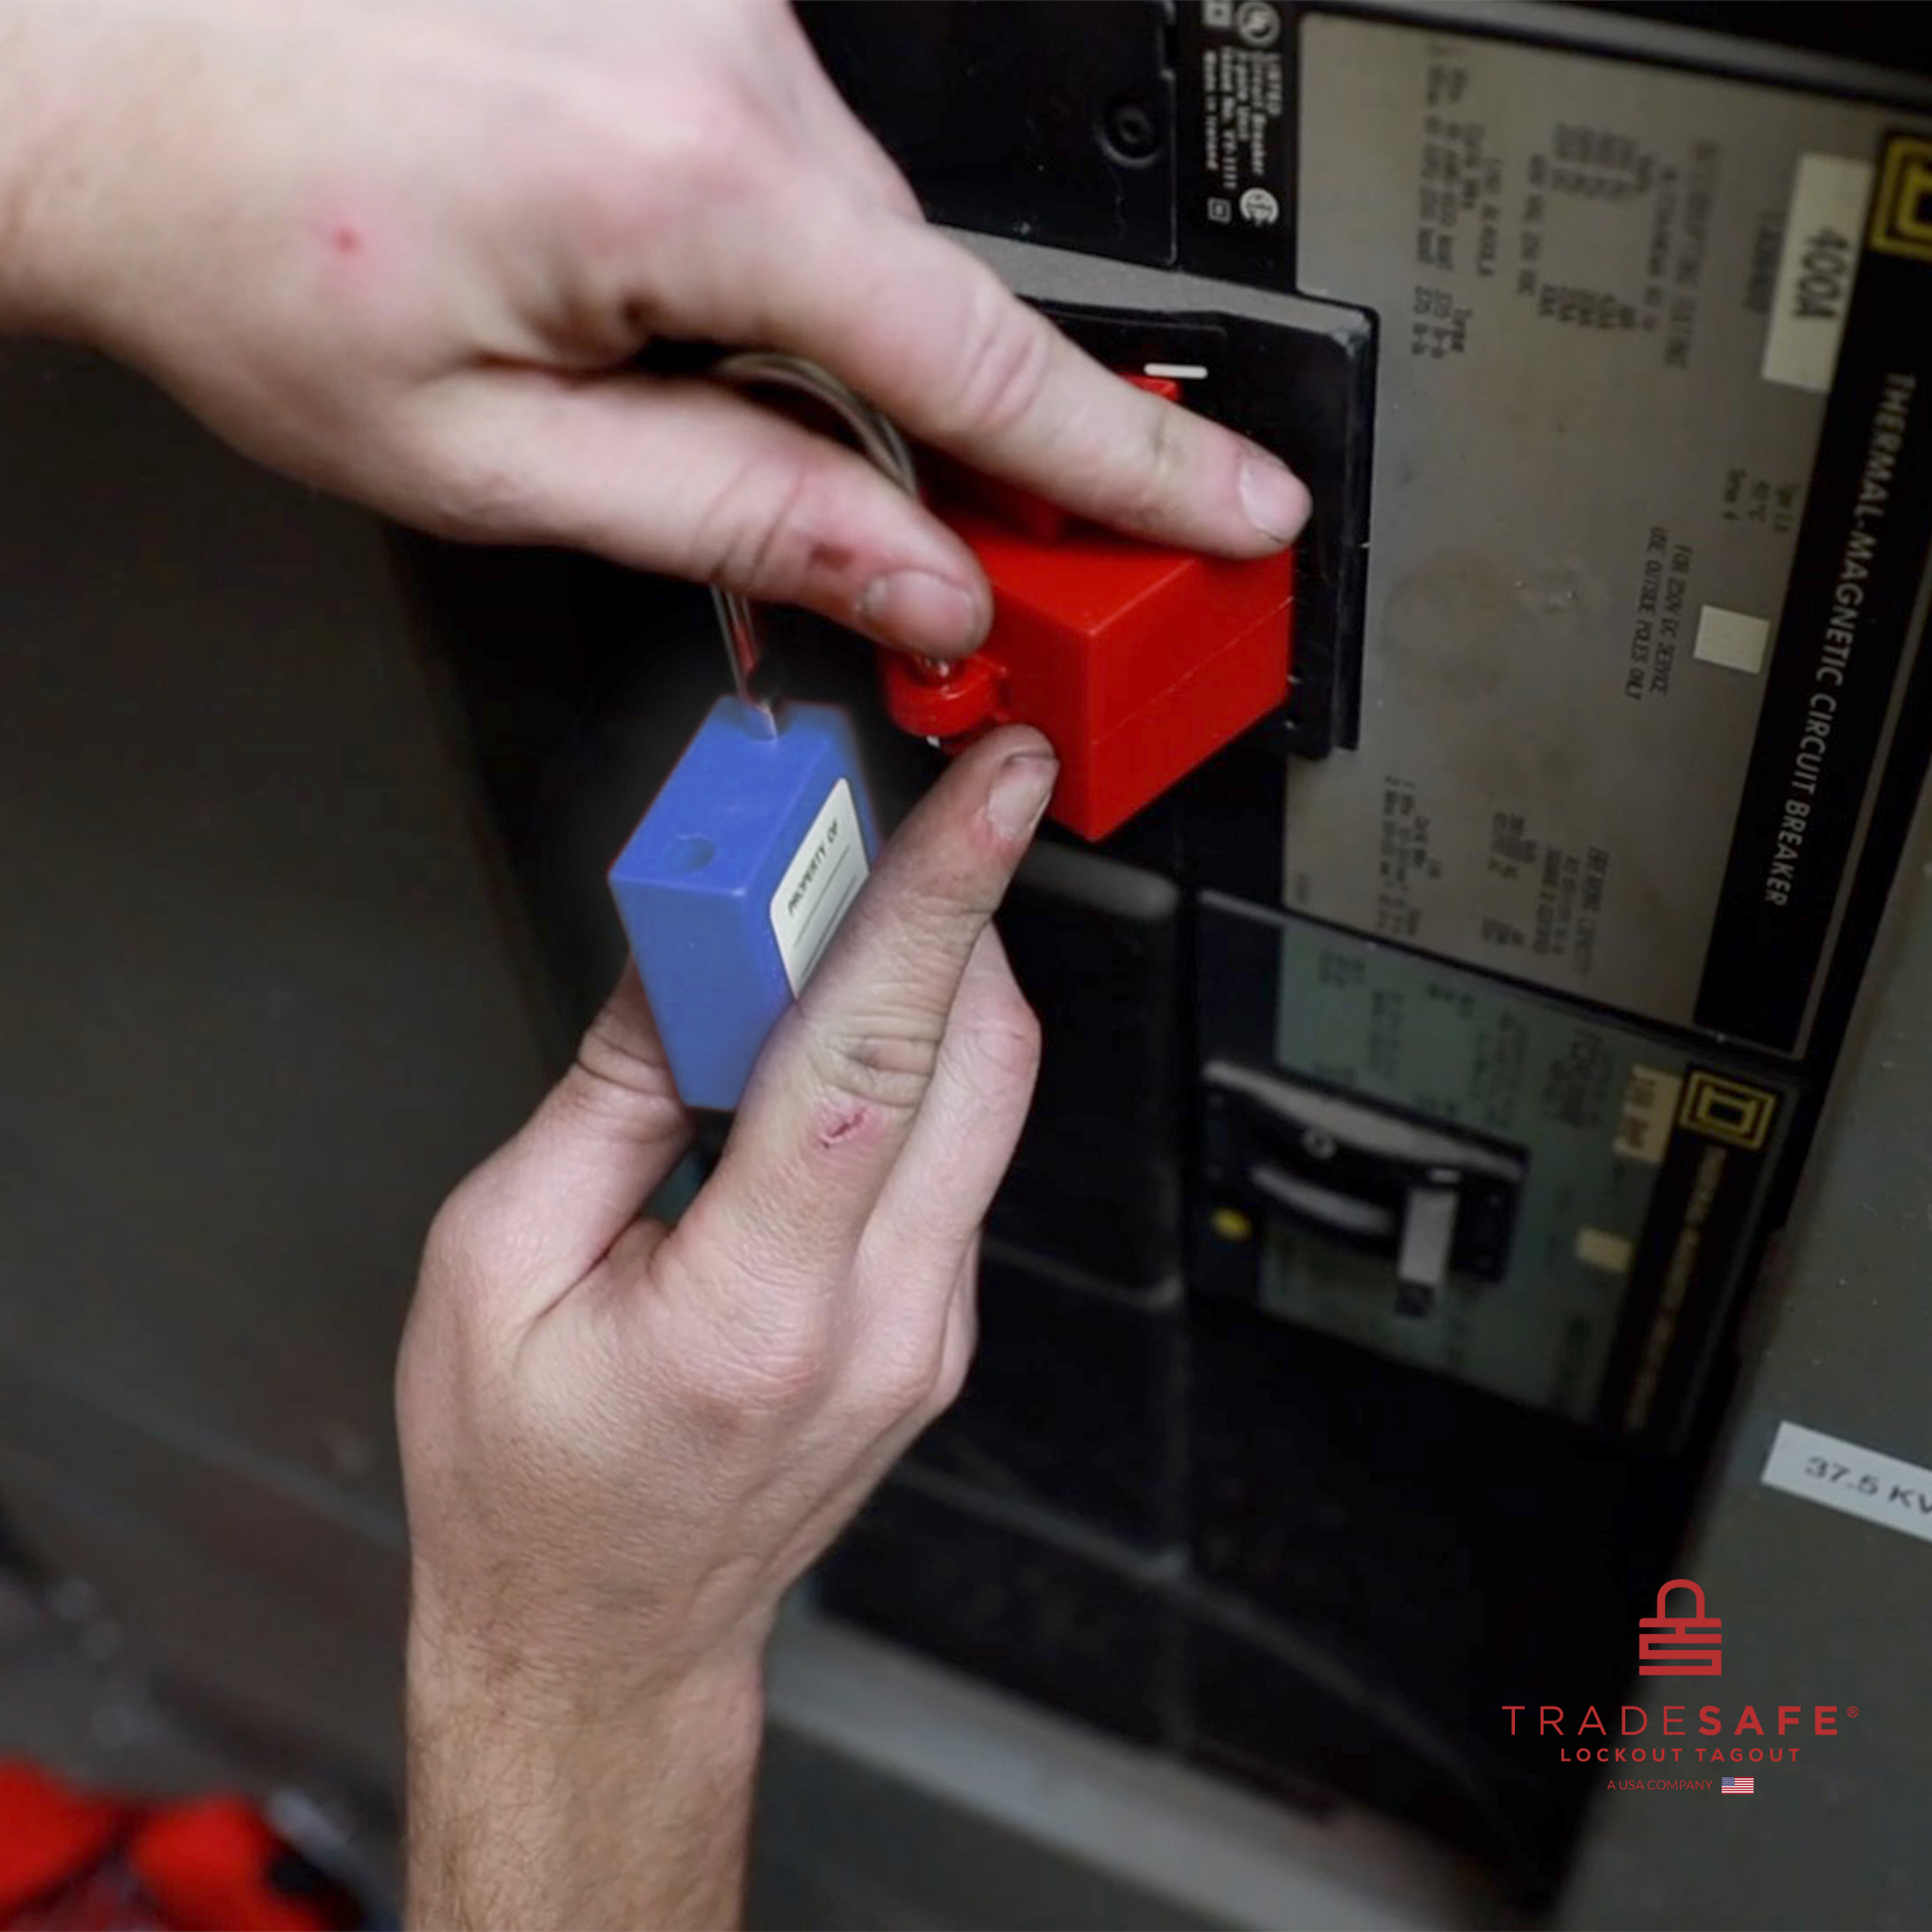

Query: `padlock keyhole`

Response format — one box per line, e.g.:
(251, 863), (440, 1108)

(666, 834), (717, 875)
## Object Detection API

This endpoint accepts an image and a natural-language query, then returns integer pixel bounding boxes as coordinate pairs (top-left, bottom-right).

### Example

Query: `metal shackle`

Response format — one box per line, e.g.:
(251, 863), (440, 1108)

(706, 351), (920, 737)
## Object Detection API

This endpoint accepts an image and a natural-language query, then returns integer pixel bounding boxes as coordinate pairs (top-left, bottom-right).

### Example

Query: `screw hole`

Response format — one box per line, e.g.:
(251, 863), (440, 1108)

(1100, 96), (1163, 166)
(666, 833), (716, 874)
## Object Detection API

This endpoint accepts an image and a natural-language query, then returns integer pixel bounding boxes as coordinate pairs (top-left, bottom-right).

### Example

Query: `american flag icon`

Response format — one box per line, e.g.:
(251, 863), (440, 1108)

(1722, 1776), (1755, 1795)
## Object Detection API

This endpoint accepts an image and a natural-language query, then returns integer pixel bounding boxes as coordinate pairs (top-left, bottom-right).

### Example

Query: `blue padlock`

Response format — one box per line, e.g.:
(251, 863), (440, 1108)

(607, 350), (917, 1111)
(609, 695), (880, 1110)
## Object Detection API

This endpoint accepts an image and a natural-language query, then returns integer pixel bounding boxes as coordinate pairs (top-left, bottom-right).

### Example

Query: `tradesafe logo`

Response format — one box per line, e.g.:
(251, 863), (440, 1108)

(1638, 1579), (1722, 1676)
(1502, 1576), (1861, 1788)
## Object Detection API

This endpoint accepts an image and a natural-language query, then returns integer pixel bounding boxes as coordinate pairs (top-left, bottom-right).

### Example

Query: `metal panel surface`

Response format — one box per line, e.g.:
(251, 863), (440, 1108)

(0, 343), (553, 1766)
(1559, 739), (1932, 1926)
(1289, 12), (1932, 1056)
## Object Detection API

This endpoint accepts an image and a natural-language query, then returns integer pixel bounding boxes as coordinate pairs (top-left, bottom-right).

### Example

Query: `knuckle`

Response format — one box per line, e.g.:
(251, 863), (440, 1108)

(491, 61), (778, 335)
(421, 1174), (490, 1284)
(807, 1016), (945, 1118)
(944, 987), (1043, 1111)
(929, 1313), (976, 1416)
(577, 70), (770, 229)
(975, 990), (1044, 1085)
(400, 418), (548, 543)
(697, 449), (845, 599)
(639, 77), (773, 201)
(933, 280), (1056, 442)
(413, 1179), (528, 1354)
(566, 1001), (671, 1117)
(689, 1310), (833, 1420)
(929, 1342), (971, 1417)
(859, 1338), (945, 1424)
(870, 159), (924, 222)
(1113, 392), (1190, 532)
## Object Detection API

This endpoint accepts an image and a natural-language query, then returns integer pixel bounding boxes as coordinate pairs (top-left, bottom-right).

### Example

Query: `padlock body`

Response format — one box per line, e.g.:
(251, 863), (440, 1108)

(879, 498), (1294, 842)
(609, 697), (878, 1111)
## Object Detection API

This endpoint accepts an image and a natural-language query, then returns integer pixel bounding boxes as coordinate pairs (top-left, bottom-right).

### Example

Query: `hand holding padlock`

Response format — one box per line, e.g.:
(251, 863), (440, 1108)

(608, 353), (920, 1111)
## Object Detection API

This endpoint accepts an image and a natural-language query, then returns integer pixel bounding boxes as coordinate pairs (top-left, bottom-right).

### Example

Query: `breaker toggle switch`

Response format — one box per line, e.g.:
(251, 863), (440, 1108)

(1202, 1060), (1527, 1317)
(879, 383), (1296, 842)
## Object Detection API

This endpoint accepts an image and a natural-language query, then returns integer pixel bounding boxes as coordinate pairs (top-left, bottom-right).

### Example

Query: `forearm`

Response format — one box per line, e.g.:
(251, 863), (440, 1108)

(405, 1616), (765, 1932)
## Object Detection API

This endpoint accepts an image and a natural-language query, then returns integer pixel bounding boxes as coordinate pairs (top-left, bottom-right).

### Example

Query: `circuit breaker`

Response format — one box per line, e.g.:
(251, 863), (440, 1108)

(777, 1), (1932, 1906)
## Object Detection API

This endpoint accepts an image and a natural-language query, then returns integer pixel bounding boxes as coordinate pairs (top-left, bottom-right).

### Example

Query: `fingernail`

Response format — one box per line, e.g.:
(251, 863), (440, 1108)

(857, 570), (988, 654)
(1238, 450), (1311, 546)
(988, 750), (1058, 840)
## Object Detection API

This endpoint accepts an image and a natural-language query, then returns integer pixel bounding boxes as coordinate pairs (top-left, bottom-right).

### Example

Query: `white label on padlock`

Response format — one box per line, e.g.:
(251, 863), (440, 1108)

(1760, 1421), (1932, 1548)
(770, 778), (869, 996)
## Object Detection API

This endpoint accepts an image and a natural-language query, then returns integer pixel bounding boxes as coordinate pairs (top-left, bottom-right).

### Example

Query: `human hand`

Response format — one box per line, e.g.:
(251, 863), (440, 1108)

(396, 728), (1054, 1925)
(1, 0), (1310, 659)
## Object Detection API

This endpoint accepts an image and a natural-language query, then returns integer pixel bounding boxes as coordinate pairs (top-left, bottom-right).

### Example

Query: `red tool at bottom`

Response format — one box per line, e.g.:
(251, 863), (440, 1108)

(880, 390), (1297, 842)
(0, 1761), (361, 1931)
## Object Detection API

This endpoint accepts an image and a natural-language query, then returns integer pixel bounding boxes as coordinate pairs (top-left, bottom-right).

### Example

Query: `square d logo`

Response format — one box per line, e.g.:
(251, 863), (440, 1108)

(1679, 1071), (1776, 1152)
(1869, 135), (1932, 263)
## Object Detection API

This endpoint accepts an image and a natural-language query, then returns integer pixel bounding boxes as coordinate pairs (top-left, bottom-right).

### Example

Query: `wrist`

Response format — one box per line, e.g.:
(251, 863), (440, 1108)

(407, 1555), (775, 1726)
(407, 1599), (768, 1747)
(407, 1607), (765, 1931)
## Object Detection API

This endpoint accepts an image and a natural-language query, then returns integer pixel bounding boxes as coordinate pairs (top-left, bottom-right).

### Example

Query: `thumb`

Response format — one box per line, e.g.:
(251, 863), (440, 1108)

(426, 965), (693, 1327)
(411, 364), (993, 657)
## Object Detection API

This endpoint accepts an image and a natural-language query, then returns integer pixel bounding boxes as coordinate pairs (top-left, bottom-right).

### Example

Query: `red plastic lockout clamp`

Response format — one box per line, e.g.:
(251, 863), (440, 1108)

(879, 376), (1297, 842)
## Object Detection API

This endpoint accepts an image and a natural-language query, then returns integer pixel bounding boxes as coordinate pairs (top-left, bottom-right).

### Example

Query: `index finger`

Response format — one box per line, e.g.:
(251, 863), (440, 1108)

(745, 197), (1311, 556)
(683, 727), (1056, 1289)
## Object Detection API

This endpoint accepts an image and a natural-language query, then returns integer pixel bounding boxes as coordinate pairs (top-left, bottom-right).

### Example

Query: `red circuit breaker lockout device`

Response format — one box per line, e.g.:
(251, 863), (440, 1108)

(878, 378), (1297, 842)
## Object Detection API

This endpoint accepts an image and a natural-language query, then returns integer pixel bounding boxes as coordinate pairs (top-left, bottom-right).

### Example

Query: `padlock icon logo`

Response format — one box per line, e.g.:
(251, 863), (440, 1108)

(1638, 1579), (1722, 1677)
